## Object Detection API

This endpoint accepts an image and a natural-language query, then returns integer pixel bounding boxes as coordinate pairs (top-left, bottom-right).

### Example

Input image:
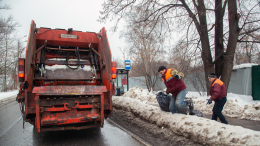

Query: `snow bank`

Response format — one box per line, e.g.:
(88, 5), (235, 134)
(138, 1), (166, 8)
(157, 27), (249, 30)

(123, 87), (260, 121)
(0, 90), (18, 106)
(122, 87), (157, 104)
(188, 92), (260, 121)
(113, 96), (260, 145)
(233, 63), (258, 70)
(45, 65), (91, 71)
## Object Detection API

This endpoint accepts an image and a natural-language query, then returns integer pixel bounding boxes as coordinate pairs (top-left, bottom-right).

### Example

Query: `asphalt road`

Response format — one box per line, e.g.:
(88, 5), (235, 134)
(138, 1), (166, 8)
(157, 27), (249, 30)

(0, 101), (144, 146)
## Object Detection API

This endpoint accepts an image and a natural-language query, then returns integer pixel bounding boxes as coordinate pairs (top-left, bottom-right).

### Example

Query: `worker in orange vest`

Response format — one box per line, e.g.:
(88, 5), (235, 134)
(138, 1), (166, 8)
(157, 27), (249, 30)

(207, 73), (228, 124)
(158, 66), (193, 114)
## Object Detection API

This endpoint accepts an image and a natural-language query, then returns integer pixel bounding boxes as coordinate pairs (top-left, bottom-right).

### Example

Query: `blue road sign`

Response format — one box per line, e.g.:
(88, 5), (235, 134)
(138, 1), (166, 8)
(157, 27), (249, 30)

(125, 60), (131, 70)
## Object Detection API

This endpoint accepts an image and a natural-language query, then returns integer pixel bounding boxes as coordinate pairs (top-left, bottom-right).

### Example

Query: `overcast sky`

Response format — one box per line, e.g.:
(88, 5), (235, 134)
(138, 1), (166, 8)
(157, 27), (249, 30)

(1, 0), (125, 59)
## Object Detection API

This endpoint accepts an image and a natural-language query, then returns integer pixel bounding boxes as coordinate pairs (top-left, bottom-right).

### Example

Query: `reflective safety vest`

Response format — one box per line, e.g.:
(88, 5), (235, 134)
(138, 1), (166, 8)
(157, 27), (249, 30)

(212, 78), (224, 87)
(161, 68), (186, 97)
(162, 69), (174, 83)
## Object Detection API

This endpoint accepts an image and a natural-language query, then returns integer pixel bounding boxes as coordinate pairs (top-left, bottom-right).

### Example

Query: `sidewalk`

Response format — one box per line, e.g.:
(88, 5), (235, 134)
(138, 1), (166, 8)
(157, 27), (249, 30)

(203, 114), (260, 131)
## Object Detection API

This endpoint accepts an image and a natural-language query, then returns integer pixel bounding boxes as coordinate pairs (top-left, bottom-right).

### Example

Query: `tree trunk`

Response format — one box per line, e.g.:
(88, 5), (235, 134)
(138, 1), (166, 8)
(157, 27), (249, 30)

(4, 34), (7, 92)
(215, 0), (224, 78)
(146, 77), (151, 92)
(221, 0), (240, 90)
(197, 0), (214, 94)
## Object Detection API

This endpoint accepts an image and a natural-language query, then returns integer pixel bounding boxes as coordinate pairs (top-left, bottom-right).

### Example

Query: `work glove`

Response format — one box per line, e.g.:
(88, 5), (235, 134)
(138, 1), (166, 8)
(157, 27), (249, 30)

(166, 89), (169, 94)
(175, 75), (180, 80)
(206, 99), (212, 105)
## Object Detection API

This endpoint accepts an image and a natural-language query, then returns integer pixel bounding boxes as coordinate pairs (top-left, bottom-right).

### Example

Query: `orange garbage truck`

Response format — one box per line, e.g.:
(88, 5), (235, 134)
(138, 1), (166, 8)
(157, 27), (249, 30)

(16, 20), (116, 132)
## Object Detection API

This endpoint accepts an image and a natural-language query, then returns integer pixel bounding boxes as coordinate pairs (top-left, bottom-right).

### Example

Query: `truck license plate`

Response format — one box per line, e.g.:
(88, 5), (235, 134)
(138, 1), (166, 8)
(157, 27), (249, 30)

(60, 34), (78, 39)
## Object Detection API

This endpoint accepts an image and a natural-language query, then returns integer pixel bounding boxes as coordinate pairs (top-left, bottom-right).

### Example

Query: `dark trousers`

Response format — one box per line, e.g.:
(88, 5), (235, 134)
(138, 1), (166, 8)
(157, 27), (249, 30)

(212, 97), (228, 124)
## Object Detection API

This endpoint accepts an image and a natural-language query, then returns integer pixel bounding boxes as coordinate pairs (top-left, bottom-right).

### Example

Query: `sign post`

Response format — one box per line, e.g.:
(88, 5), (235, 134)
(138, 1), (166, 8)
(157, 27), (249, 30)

(125, 60), (131, 70)
(125, 60), (131, 91)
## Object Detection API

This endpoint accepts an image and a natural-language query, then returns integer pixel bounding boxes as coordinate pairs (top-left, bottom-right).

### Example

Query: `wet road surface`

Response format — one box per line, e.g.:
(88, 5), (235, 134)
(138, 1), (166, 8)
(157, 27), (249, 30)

(0, 101), (144, 146)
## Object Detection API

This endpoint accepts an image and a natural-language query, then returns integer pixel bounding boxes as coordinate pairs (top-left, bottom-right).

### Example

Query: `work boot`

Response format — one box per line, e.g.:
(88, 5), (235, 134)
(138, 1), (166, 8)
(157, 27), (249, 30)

(185, 99), (195, 115)
(177, 106), (190, 115)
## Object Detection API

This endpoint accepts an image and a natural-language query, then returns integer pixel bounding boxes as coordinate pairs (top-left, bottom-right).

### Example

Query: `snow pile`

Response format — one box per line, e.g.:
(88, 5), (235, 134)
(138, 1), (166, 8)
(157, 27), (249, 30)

(187, 92), (260, 121)
(122, 87), (157, 104)
(113, 96), (260, 145)
(123, 87), (260, 121)
(45, 65), (91, 71)
(0, 90), (19, 106)
(233, 63), (258, 70)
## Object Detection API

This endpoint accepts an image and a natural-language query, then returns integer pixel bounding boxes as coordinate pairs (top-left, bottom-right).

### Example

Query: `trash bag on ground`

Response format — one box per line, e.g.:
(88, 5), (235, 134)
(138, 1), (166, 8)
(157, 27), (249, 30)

(156, 91), (204, 117)
(156, 92), (171, 112)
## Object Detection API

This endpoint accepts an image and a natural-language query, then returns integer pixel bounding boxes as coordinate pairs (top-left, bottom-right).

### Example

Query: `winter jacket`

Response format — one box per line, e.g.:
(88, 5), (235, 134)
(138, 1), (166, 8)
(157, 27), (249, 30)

(210, 78), (227, 101)
(162, 68), (186, 97)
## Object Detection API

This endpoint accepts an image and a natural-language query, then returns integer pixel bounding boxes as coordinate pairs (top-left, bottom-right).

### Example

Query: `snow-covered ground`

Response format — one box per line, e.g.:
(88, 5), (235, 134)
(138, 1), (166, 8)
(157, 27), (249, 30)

(123, 87), (260, 121)
(113, 96), (260, 145)
(115, 87), (260, 145)
(45, 64), (91, 71)
(0, 90), (19, 106)
(188, 92), (260, 121)
(233, 63), (258, 70)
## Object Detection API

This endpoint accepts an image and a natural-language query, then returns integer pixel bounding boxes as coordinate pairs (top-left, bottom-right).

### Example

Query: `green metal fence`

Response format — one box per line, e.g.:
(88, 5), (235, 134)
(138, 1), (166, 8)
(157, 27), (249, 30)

(252, 65), (260, 100)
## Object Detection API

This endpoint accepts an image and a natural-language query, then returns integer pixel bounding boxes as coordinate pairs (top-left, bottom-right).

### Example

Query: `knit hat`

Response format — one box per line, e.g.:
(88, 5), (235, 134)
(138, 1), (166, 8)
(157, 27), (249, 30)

(158, 66), (167, 72)
(208, 73), (217, 78)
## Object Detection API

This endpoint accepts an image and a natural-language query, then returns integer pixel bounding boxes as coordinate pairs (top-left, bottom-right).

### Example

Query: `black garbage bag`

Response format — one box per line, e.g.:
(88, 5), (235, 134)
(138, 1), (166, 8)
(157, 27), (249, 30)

(156, 92), (204, 117)
(156, 92), (171, 112)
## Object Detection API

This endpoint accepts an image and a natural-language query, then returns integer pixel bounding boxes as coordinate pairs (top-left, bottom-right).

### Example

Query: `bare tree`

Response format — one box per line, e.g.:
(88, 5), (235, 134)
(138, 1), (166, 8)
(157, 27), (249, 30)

(168, 40), (194, 81)
(188, 62), (207, 95)
(122, 22), (165, 92)
(112, 56), (125, 68)
(168, 39), (207, 94)
(0, 2), (20, 91)
(100, 0), (260, 94)
(235, 37), (260, 65)
(1, 32), (18, 91)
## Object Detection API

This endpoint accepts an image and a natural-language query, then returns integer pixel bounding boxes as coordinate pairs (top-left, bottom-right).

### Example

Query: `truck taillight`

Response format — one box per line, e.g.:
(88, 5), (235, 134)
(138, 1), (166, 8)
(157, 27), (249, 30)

(112, 62), (117, 79)
(18, 73), (24, 78)
(18, 58), (25, 82)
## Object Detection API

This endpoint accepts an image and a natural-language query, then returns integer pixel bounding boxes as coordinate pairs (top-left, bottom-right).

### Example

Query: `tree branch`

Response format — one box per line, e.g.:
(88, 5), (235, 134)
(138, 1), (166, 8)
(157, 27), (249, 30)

(237, 40), (260, 43)
(243, 20), (260, 25)
(222, 0), (228, 17)
(240, 3), (259, 31)
(180, 0), (201, 32)
(137, 4), (183, 23)
(239, 27), (260, 36)
(213, 52), (224, 64)
(206, 9), (215, 11)
(208, 24), (215, 32)
(192, 0), (198, 8)
(186, 20), (193, 48)
(115, 0), (136, 14)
